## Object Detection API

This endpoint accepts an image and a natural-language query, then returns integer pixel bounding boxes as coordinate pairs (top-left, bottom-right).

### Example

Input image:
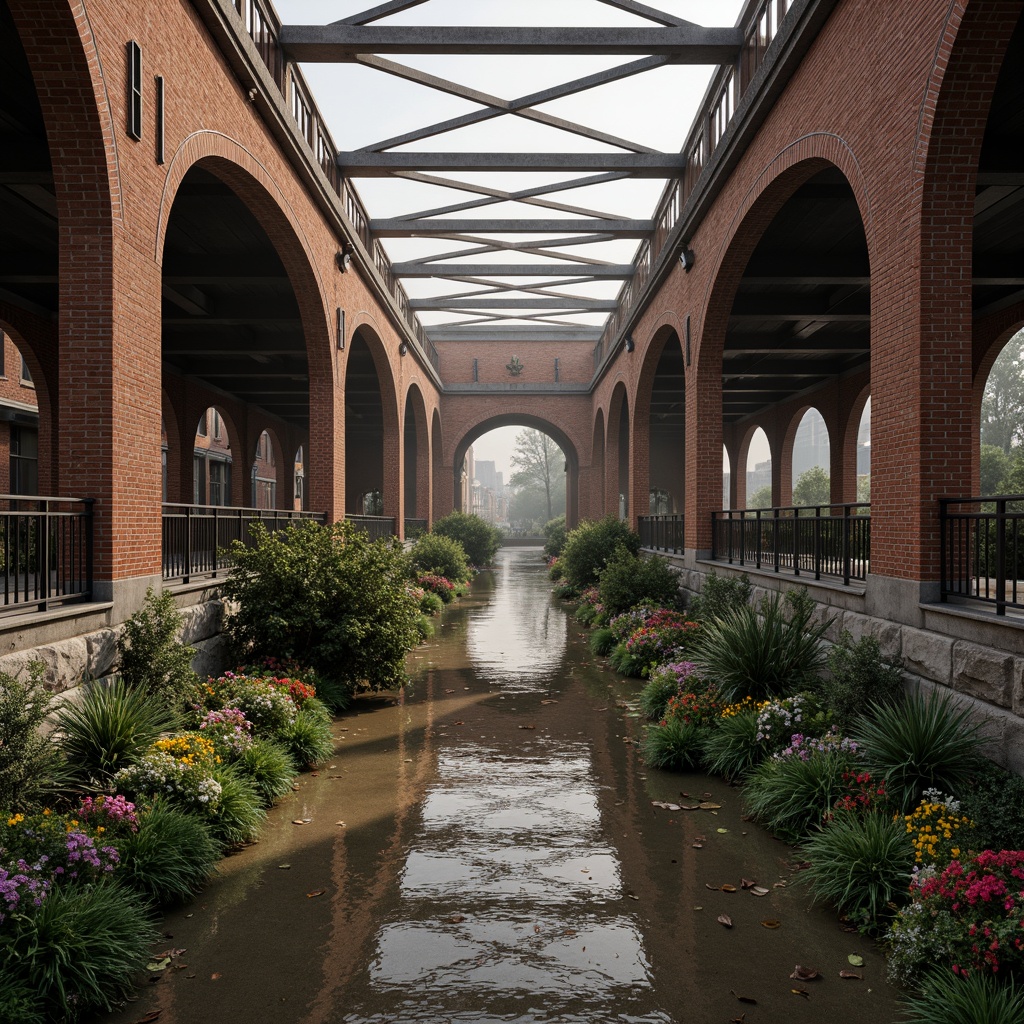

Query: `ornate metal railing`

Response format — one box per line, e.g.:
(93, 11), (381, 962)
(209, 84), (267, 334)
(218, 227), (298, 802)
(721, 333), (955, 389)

(940, 495), (1024, 615)
(0, 495), (92, 615)
(594, 0), (794, 369)
(347, 515), (397, 542)
(712, 503), (869, 585)
(231, 0), (439, 372)
(162, 504), (325, 583)
(638, 514), (685, 554)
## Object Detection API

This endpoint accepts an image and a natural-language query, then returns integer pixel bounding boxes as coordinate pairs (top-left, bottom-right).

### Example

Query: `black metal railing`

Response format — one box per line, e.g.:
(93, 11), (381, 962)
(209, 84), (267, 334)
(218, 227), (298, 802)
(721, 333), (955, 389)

(0, 495), (92, 614)
(346, 515), (397, 542)
(940, 495), (1024, 615)
(638, 514), (685, 554)
(404, 518), (428, 540)
(712, 503), (870, 585)
(162, 504), (325, 583)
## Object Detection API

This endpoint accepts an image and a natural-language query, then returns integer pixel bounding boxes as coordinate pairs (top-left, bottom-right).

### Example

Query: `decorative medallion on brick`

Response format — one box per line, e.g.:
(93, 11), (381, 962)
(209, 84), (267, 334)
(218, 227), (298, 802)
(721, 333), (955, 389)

(506, 356), (524, 377)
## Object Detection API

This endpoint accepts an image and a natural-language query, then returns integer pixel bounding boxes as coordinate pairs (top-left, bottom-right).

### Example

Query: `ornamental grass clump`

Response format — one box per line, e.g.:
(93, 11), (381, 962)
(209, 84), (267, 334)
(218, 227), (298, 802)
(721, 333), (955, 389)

(701, 702), (763, 781)
(207, 763), (265, 848)
(235, 738), (296, 805)
(278, 702), (335, 769)
(641, 716), (706, 771)
(853, 689), (987, 813)
(900, 968), (1024, 1024)
(887, 850), (1024, 985)
(692, 589), (830, 701)
(801, 812), (914, 930)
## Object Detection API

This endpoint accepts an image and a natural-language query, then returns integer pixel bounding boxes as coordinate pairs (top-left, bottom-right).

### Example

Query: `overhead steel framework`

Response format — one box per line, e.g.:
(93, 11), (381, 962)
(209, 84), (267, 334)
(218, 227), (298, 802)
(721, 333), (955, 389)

(279, 0), (741, 335)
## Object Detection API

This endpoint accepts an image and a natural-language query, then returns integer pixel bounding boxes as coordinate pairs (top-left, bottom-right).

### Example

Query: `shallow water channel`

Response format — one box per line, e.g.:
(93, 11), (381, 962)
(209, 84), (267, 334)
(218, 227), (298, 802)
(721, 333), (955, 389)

(100, 548), (901, 1024)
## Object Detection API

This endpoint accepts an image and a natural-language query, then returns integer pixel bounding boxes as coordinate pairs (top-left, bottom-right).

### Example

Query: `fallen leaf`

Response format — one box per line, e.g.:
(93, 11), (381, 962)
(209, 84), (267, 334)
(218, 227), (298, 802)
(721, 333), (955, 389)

(847, 954), (865, 967)
(518, 724), (536, 730)
(730, 1017), (747, 1024)
(454, 720), (465, 726)
(761, 919), (781, 929)
(652, 801), (682, 811)
(335, 821), (346, 827)
(563, 929), (576, 936)
(627, 894), (639, 901)
(131, 1013), (163, 1024)
(211, 973), (222, 981)
(792, 860), (812, 871)
(720, 884), (737, 892)
(448, 914), (465, 923)
(839, 971), (863, 980)
(278, 864), (291, 869)
(540, 699), (559, 705)
(445, 689), (456, 693)
(533, 925), (541, 933)
(790, 965), (820, 981)
(677, 803), (701, 810)
(751, 886), (770, 897)
(691, 842), (703, 849)
(740, 878), (757, 889)
(306, 890), (325, 898)
(292, 819), (310, 825)
(740, 814), (755, 822)
(730, 991), (758, 1005)
(698, 802), (721, 810)
(773, 881), (788, 888)
(717, 828), (730, 834)
(705, 883), (720, 891)
(693, 905), (703, 911)
(717, 914), (733, 928)
(153, 949), (186, 960)
(791, 987), (810, 999)
(594, 707), (608, 712)
(146, 958), (172, 972)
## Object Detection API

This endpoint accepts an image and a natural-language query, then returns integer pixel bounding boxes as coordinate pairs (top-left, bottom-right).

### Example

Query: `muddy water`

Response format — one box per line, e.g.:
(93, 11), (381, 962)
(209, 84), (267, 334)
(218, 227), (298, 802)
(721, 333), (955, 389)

(100, 549), (901, 1024)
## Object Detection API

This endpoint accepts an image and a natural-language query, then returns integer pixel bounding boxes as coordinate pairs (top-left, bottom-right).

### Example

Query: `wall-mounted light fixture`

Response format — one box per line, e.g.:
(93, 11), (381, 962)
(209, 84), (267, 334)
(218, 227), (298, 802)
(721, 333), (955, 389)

(336, 242), (355, 273)
(399, 341), (408, 356)
(624, 335), (635, 353)
(679, 246), (695, 272)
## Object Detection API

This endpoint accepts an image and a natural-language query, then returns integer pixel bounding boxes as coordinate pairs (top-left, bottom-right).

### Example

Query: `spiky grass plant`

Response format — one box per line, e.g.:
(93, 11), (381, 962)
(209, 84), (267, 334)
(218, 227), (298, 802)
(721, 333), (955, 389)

(56, 678), (178, 783)
(312, 674), (353, 714)
(853, 689), (987, 813)
(744, 747), (858, 841)
(801, 812), (913, 929)
(701, 706), (763, 781)
(640, 718), (706, 771)
(5, 881), (157, 1019)
(638, 674), (680, 721)
(590, 626), (616, 657)
(117, 799), (220, 905)
(692, 591), (831, 701)
(236, 738), (296, 805)
(208, 763), (265, 848)
(0, 974), (45, 1024)
(901, 969), (1024, 1024)
(279, 703), (335, 769)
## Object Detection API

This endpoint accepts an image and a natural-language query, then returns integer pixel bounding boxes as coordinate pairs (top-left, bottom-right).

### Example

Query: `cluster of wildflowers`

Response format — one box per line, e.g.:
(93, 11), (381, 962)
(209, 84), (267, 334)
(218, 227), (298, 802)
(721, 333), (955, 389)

(609, 606), (660, 643)
(720, 696), (767, 719)
(832, 771), (892, 817)
(194, 707), (254, 758)
(0, 863), (51, 923)
(153, 732), (221, 768)
(755, 694), (808, 751)
(623, 624), (696, 677)
(76, 794), (139, 836)
(648, 660), (700, 694)
(777, 727), (858, 761)
(200, 673), (298, 733)
(417, 574), (456, 601)
(904, 790), (975, 867)
(888, 850), (1024, 982)
(267, 677), (316, 706)
(114, 751), (222, 814)
(662, 687), (723, 728)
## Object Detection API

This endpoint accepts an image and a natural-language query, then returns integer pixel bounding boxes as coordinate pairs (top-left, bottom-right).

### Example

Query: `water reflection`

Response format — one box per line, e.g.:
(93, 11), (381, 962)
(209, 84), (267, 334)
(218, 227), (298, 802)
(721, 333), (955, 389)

(342, 738), (670, 1023)
(466, 548), (566, 690)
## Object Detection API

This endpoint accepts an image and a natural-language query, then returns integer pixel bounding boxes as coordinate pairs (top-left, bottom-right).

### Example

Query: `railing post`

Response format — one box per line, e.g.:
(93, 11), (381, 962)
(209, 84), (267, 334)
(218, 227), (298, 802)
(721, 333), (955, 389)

(184, 505), (193, 584)
(996, 497), (1007, 616)
(843, 504), (852, 587)
(939, 499), (948, 602)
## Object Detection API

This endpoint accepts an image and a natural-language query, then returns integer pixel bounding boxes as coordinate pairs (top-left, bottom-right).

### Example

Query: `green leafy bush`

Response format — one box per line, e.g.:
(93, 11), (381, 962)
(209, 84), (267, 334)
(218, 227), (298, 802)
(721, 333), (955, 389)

(597, 545), (680, 617)
(817, 630), (904, 732)
(409, 532), (470, 583)
(117, 800), (220, 905)
(235, 738), (296, 805)
(801, 812), (913, 929)
(542, 515), (567, 558)
(415, 613), (435, 641)
(641, 717), (706, 771)
(222, 520), (421, 692)
(687, 570), (751, 622)
(419, 590), (444, 616)
(3, 881), (158, 1019)
(0, 975), (45, 1024)
(0, 664), (63, 810)
(853, 690), (986, 813)
(432, 511), (501, 566)
(957, 760), (1024, 851)
(900, 970), (1024, 1024)
(692, 590), (831, 702)
(56, 678), (178, 785)
(560, 517), (640, 590)
(117, 587), (201, 710)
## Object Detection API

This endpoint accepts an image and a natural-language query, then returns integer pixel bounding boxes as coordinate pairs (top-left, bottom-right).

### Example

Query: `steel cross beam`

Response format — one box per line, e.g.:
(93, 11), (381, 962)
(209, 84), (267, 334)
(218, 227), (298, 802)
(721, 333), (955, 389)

(340, 152), (684, 177)
(389, 263), (634, 277)
(280, 26), (743, 60)
(369, 218), (653, 236)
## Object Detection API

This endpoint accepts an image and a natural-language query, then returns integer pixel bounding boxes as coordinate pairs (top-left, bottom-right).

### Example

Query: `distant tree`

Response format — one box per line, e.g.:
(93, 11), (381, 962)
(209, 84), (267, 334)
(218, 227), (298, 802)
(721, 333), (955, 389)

(510, 429), (565, 523)
(748, 485), (773, 509)
(857, 474), (871, 504)
(981, 329), (1024, 455)
(981, 444), (1013, 495)
(793, 466), (832, 506)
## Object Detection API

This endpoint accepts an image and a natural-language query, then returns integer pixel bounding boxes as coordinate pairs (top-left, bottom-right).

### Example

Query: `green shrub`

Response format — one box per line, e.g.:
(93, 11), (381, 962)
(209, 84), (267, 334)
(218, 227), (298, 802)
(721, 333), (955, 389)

(900, 970), (1024, 1024)
(208, 763), (265, 848)
(701, 706), (763, 780)
(638, 671), (682, 721)
(817, 630), (904, 732)
(641, 718), (706, 771)
(853, 690), (987, 813)
(419, 590), (444, 616)
(0, 664), (63, 810)
(0, 975), (45, 1024)
(235, 738), (296, 805)
(688, 570), (751, 622)
(547, 557), (564, 581)
(590, 626), (615, 657)
(542, 515), (567, 558)
(222, 520), (421, 692)
(801, 812), (913, 929)
(957, 760), (1024, 851)
(117, 587), (201, 711)
(560, 517), (640, 590)
(310, 673), (353, 715)
(409, 532), (470, 583)
(117, 800), (219, 905)
(415, 613), (435, 641)
(4, 881), (158, 1019)
(56, 678), (178, 785)
(597, 545), (680, 617)
(432, 511), (501, 566)
(744, 747), (859, 840)
(279, 704), (335, 769)
(692, 590), (831, 702)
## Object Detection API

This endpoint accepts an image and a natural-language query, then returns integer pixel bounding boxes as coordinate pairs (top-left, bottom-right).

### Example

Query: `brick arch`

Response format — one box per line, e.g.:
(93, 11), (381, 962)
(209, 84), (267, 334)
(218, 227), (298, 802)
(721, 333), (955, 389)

(160, 390), (181, 504)
(430, 408), (444, 524)
(606, 381), (630, 520)
(403, 382), (430, 523)
(590, 407), (606, 519)
(247, 424), (286, 509)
